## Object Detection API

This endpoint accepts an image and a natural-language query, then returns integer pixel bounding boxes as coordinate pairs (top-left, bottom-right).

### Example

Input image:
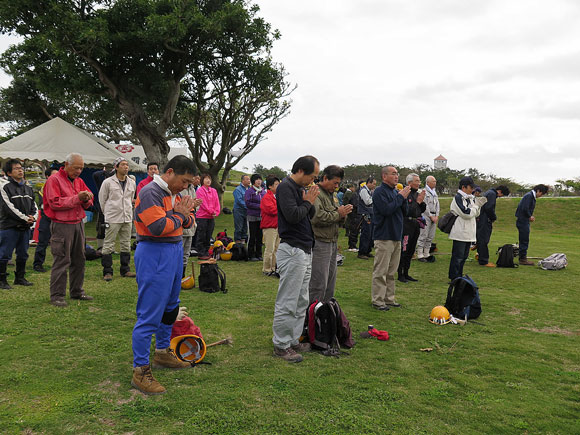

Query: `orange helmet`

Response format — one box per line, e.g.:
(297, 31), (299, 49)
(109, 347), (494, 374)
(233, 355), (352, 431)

(429, 306), (451, 325)
(170, 335), (206, 364)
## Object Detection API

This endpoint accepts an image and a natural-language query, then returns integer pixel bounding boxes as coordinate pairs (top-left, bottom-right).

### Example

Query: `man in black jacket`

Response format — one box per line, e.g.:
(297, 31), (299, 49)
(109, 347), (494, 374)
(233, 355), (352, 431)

(398, 173), (426, 283)
(0, 160), (37, 289)
(515, 184), (548, 265)
(272, 155), (320, 363)
(476, 185), (510, 267)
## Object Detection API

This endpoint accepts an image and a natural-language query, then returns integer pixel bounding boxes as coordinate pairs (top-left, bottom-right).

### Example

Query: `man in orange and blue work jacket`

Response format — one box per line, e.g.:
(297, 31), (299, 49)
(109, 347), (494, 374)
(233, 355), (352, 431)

(131, 156), (201, 395)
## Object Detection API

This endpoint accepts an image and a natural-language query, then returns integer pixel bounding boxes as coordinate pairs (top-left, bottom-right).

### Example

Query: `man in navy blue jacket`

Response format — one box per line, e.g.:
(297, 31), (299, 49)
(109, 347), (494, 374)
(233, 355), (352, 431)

(370, 166), (409, 310)
(476, 185), (510, 266)
(515, 184), (548, 265)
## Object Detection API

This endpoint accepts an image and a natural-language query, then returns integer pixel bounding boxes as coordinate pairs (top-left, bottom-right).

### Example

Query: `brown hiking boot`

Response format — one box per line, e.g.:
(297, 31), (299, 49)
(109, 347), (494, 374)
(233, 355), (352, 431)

(273, 346), (303, 363)
(519, 257), (535, 266)
(131, 365), (166, 395)
(483, 263), (496, 267)
(152, 347), (192, 369)
(291, 342), (312, 353)
(122, 272), (136, 278)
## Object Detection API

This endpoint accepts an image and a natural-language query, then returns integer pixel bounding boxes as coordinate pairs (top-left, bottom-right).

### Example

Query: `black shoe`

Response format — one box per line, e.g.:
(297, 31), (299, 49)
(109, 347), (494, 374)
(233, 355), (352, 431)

(249, 257), (260, 262)
(357, 255), (369, 260)
(426, 256), (436, 263)
(0, 281), (12, 290)
(14, 278), (33, 286)
(70, 294), (94, 301)
(51, 299), (67, 307)
(372, 304), (390, 311)
(418, 258), (428, 263)
(257, 257), (263, 261)
(33, 265), (47, 272)
(405, 275), (418, 282)
(397, 275), (408, 283)
(387, 303), (402, 308)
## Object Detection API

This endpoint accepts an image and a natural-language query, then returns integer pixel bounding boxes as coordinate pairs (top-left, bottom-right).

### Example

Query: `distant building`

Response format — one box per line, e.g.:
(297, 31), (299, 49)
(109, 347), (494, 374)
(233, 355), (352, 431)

(434, 154), (447, 170)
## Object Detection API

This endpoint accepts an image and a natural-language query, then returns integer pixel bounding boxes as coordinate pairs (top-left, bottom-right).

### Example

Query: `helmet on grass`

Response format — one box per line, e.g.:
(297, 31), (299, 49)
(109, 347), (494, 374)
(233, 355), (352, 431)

(429, 306), (451, 325)
(220, 251), (232, 261)
(170, 335), (206, 364)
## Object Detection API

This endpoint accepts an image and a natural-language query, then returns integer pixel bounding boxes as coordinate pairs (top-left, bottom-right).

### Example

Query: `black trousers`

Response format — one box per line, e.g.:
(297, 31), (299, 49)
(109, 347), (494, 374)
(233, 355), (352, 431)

(398, 219), (420, 275)
(476, 219), (493, 264)
(348, 214), (362, 249)
(195, 218), (215, 257)
(33, 210), (52, 268)
(248, 220), (263, 258)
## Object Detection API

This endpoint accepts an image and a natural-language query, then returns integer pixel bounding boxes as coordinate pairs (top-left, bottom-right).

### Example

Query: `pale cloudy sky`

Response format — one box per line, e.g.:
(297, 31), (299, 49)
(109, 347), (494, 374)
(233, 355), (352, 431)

(2, 0), (580, 184)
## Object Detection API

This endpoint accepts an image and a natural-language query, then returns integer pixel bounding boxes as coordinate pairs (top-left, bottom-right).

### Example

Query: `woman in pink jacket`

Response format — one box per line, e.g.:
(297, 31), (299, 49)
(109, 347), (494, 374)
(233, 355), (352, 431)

(194, 174), (221, 260)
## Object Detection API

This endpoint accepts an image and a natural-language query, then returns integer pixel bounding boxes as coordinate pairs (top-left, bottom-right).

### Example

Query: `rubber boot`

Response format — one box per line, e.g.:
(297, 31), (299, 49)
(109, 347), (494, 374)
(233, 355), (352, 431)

(405, 266), (418, 282)
(14, 259), (33, 286)
(0, 262), (12, 290)
(120, 252), (136, 277)
(102, 253), (113, 281)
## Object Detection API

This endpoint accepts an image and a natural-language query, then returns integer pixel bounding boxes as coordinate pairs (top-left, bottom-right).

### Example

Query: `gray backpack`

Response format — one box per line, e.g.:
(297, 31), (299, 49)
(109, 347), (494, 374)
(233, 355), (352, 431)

(538, 253), (567, 270)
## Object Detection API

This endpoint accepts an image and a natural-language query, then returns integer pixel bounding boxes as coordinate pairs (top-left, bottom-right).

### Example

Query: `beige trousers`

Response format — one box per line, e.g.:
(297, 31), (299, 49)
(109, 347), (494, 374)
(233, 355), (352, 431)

(371, 240), (401, 306)
(262, 227), (280, 273)
(102, 222), (132, 255)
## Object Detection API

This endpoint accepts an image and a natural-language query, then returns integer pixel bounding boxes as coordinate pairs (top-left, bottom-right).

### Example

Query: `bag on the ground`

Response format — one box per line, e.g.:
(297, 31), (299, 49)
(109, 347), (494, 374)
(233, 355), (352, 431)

(230, 242), (248, 261)
(303, 298), (355, 356)
(216, 229), (234, 247)
(538, 253), (567, 270)
(198, 262), (227, 293)
(85, 244), (101, 261)
(437, 212), (457, 234)
(445, 275), (481, 320)
(496, 244), (518, 268)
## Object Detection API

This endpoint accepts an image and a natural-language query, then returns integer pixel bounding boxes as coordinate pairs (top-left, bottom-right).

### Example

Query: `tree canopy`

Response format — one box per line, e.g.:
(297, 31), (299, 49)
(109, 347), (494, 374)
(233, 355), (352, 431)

(0, 0), (284, 167)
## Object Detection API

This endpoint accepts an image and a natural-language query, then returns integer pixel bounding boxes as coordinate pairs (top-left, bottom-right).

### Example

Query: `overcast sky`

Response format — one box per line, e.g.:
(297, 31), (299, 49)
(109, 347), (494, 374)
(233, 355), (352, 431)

(2, 0), (580, 185)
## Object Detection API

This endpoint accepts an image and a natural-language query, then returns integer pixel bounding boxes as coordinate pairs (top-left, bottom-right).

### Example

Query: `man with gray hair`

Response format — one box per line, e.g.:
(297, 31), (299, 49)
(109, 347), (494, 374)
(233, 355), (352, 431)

(99, 157), (137, 281)
(43, 153), (94, 307)
(416, 175), (439, 262)
(397, 173), (425, 283)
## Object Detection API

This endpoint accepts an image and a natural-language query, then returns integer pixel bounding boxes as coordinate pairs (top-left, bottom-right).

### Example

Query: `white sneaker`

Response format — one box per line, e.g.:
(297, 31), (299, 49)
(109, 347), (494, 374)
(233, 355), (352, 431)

(348, 248), (358, 252)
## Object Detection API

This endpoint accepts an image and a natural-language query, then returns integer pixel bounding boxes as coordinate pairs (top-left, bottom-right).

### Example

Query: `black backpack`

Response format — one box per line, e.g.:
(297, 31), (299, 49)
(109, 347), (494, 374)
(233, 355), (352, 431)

(437, 212), (458, 234)
(304, 298), (355, 356)
(445, 275), (481, 320)
(230, 242), (248, 261)
(198, 262), (227, 293)
(496, 244), (518, 268)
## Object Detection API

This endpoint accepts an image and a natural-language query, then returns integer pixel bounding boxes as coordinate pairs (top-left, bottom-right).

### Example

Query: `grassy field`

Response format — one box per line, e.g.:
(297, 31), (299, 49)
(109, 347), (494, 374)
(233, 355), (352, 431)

(0, 193), (579, 434)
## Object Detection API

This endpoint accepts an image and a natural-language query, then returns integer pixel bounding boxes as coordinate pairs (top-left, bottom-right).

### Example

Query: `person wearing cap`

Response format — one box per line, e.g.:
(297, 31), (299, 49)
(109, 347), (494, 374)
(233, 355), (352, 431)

(99, 157), (137, 281)
(448, 176), (487, 281)
(515, 184), (549, 265)
(476, 185), (510, 267)
(44, 153), (94, 307)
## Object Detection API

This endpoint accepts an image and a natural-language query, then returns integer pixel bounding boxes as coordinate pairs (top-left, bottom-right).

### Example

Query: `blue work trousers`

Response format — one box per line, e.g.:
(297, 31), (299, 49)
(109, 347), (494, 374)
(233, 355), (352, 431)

(476, 219), (493, 265)
(233, 208), (248, 242)
(0, 228), (30, 263)
(449, 240), (471, 281)
(132, 241), (183, 367)
(516, 219), (530, 258)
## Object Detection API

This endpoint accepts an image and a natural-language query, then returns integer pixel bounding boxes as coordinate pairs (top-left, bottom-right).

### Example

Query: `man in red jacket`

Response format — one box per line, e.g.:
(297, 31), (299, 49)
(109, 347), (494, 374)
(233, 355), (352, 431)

(44, 153), (94, 307)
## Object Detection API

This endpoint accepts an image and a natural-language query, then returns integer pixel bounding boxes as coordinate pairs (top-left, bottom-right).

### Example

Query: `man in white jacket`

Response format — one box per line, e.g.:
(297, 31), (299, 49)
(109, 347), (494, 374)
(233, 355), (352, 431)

(99, 157), (137, 281)
(448, 177), (487, 281)
(417, 175), (440, 262)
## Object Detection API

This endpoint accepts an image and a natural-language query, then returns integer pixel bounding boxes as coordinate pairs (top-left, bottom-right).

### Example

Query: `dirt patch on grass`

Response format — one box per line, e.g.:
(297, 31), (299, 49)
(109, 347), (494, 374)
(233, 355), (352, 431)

(99, 418), (115, 427)
(98, 379), (121, 394)
(519, 326), (580, 336)
(88, 306), (101, 313)
(117, 389), (147, 404)
(507, 308), (521, 315)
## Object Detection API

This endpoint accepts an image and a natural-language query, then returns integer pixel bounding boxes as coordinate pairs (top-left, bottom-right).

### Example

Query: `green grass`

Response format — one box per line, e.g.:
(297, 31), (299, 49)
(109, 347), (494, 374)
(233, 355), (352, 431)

(0, 194), (579, 434)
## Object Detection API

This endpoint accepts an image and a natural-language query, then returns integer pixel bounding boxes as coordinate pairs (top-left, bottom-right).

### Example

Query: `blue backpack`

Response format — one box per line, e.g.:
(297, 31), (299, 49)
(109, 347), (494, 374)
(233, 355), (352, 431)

(445, 275), (481, 320)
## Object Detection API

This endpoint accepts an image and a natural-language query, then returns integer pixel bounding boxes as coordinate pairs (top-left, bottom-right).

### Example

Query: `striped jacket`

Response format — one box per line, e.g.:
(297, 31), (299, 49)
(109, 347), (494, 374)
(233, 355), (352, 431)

(0, 177), (37, 230)
(134, 177), (194, 243)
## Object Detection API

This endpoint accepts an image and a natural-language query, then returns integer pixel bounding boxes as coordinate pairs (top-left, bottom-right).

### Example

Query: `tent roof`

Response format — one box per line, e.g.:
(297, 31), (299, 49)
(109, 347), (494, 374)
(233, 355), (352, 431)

(0, 117), (144, 171)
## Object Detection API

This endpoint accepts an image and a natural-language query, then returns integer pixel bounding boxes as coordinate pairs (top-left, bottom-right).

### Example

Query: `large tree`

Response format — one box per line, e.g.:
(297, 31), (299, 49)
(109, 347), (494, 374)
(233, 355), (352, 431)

(0, 0), (279, 165)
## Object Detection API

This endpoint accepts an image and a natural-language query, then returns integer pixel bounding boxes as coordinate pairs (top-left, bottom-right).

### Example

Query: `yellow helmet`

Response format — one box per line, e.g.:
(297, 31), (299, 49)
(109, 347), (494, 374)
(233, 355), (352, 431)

(181, 275), (195, 289)
(226, 241), (235, 251)
(220, 250), (232, 261)
(169, 335), (206, 364)
(213, 240), (224, 249)
(429, 306), (451, 325)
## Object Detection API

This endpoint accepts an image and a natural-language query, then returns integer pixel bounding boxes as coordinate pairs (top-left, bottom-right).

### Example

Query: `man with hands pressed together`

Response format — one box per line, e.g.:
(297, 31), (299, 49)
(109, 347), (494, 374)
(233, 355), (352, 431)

(131, 156), (198, 395)
(272, 155), (320, 363)
(44, 153), (94, 307)
(371, 166), (409, 311)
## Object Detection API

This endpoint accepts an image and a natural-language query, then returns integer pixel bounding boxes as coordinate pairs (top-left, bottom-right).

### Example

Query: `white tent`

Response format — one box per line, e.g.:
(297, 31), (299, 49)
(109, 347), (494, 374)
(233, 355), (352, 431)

(0, 117), (144, 171)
